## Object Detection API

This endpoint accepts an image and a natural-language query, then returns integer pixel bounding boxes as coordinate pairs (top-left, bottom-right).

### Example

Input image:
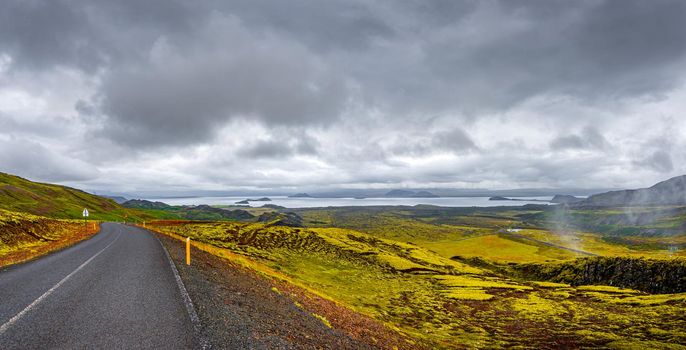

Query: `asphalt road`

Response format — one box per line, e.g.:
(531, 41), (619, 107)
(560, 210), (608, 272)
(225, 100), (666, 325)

(0, 223), (196, 349)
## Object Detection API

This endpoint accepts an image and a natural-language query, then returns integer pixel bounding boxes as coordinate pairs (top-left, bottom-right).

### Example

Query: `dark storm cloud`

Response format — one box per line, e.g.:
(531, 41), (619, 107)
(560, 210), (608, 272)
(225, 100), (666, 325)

(212, 0), (395, 51)
(0, 0), (200, 72)
(236, 131), (320, 159)
(0, 0), (98, 71)
(4, 0), (683, 144)
(95, 14), (348, 147)
(1, 0), (685, 191)
(6, 0), (686, 144)
(398, 0), (686, 114)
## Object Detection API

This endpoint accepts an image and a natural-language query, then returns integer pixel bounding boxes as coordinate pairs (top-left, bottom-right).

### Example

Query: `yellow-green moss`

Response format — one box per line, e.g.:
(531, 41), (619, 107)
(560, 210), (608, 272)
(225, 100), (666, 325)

(312, 313), (332, 328)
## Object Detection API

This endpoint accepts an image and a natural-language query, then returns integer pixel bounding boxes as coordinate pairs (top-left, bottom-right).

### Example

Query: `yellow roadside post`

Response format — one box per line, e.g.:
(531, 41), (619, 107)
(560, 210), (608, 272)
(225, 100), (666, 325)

(186, 237), (191, 265)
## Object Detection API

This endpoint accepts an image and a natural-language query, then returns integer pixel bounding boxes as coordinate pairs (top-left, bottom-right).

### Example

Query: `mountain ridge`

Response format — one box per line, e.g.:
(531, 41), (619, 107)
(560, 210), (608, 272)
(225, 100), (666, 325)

(575, 175), (686, 207)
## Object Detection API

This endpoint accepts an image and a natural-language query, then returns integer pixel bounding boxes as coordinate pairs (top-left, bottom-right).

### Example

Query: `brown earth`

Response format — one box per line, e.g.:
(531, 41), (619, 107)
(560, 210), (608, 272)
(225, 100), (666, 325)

(0, 220), (99, 268)
(154, 230), (422, 350)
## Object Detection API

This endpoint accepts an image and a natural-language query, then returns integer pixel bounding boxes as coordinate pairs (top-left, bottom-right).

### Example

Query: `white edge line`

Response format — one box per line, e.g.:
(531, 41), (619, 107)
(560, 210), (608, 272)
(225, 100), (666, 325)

(0, 231), (121, 335)
(151, 228), (210, 349)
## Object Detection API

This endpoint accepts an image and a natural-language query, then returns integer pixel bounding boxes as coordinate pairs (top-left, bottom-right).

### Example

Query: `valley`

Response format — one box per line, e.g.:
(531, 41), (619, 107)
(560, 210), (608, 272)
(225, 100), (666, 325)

(1, 173), (684, 349)
(143, 199), (686, 349)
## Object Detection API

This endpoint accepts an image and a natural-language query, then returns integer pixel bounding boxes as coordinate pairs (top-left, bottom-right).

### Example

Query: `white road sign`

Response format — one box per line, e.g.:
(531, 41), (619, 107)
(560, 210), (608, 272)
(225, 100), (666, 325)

(82, 208), (89, 217)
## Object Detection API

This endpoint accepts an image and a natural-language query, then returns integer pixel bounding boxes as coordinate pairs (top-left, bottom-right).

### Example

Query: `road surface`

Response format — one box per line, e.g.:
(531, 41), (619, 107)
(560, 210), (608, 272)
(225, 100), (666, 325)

(0, 223), (196, 349)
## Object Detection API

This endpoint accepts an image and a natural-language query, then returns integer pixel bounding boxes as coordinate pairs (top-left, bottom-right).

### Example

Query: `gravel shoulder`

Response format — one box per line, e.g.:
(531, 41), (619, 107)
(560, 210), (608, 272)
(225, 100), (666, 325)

(154, 231), (416, 350)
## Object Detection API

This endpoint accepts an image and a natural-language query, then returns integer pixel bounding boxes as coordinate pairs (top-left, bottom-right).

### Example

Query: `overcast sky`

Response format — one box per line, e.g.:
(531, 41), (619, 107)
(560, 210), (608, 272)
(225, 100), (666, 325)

(1, 0), (685, 195)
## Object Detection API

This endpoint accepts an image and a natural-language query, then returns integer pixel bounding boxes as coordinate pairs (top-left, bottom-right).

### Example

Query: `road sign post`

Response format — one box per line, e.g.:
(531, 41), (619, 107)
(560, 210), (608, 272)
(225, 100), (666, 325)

(82, 208), (89, 234)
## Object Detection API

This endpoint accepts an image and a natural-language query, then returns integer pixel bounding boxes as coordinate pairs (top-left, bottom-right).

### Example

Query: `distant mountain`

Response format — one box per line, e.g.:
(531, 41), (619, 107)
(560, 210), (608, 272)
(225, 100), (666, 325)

(183, 205), (254, 221)
(385, 189), (439, 198)
(550, 195), (584, 204)
(123, 199), (254, 221)
(576, 175), (686, 207)
(236, 197), (272, 204)
(385, 189), (414, 197)
(122, 199), (171, 210)
(0, 172), (141, 220)
(311, 187), (605, 198)
(103, 195), (128, 204)
(489, 196), (550, 203)
(412, 191), (439, 198)
(289, 193), (313, 198)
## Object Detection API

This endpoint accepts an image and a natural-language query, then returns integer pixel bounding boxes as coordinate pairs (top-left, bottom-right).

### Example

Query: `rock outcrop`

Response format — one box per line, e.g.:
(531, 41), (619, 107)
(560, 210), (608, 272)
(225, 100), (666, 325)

(512, 257), (686, 294)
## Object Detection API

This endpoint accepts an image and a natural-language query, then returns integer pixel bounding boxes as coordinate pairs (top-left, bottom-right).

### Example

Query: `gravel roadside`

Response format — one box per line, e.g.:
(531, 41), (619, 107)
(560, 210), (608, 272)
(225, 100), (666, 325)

(154, 231), (417, 350)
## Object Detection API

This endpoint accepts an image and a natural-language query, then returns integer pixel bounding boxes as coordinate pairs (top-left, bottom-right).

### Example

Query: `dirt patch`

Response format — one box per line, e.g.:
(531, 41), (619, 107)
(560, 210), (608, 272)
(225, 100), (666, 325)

(155, 231), (420, 350)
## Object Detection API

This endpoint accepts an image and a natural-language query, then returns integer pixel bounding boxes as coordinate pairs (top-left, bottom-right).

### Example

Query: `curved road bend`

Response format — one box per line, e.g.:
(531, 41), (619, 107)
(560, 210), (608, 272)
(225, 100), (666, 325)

(0, 223), (195, 349)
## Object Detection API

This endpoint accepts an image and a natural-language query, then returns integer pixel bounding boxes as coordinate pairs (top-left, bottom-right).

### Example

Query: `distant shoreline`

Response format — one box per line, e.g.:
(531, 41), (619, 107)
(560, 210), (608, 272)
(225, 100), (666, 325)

(144, 195), (555, 209)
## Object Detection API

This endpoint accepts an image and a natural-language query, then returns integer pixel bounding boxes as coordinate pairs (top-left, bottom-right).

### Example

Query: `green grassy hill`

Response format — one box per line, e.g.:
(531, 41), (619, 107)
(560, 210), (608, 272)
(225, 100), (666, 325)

(0, 172), (147, 221)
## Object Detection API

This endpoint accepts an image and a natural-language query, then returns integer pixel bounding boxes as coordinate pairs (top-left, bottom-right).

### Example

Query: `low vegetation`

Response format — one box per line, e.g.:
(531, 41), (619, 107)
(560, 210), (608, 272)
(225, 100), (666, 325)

(3, 171), (684, 347)
(122, 199), (257, 221)
(147, 219), (686, 349)
(293, 206), (684, 263)
(0, 209), (99, 267)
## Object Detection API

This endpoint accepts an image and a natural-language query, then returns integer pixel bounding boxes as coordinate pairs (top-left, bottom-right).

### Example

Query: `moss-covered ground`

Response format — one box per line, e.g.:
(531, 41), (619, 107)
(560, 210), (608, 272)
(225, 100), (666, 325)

(147, 220), (686, 349)
(0, 209), (100, 267)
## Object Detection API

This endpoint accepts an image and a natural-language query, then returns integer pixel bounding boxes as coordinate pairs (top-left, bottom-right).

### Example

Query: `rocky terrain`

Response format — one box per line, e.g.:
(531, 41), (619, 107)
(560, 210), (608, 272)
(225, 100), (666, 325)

(512, 257), (686, 294)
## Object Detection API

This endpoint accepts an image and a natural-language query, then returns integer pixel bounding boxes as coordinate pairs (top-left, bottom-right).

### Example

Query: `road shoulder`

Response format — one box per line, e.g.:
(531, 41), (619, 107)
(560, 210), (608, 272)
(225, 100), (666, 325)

(154, 231), (410, 349)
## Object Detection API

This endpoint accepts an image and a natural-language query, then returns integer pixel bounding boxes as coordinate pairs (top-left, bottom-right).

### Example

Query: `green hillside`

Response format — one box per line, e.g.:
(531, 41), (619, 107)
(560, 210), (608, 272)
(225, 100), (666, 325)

(0, 172), (147, 221)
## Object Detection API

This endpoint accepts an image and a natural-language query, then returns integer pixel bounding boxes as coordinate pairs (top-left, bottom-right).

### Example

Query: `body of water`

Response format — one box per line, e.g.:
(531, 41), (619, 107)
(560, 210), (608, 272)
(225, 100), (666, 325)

(147, 196), (553, 208)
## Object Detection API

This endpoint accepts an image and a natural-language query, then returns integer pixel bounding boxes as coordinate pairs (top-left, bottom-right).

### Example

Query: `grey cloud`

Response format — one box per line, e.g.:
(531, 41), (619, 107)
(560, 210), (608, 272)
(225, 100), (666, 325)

(634, 150), (674, 173)
(293, 132), (320, 156)
(1, 1), (685, 192)
(0, 113), (73, 139)
(0, 0), (202, 72)
(9, 0), (685, 122)
(433, 129), (477, 152)
(5, 0), (686, 138)
(236, 131), (320, 159)
(0, 0), (98, 71)
(237, 140), (294, 159)
(96, 16), (347, 147)
(388, 128), (476, 156)
(214, 0), (395, 52)
(362, 0), (686, 115)
(551, 126), (609, 150)
(0, 138), (99, 182)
